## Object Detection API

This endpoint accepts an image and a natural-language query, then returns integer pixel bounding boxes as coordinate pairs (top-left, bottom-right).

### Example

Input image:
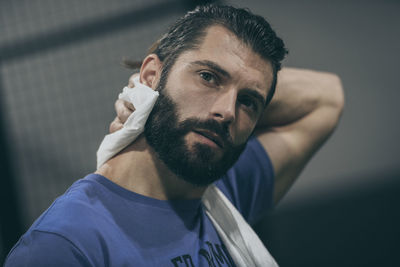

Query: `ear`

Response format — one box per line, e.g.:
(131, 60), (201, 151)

(139, 54), (163, 89)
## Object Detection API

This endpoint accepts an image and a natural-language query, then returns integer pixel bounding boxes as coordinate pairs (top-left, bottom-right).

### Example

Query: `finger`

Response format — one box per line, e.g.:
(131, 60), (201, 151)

(124, 101), (135, 111)
(109, 117), (123, 133)
(115, 99), (134, 123)
(128, 73), (140, 88)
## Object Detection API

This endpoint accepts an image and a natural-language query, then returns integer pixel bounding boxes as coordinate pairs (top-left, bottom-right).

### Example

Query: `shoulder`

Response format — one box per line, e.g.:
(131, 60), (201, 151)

(222, 137), (274, 188)
(33, 178), (106, 234)
(215, 136), (275, 224)
(5, 230), (92, 266)
(5, 176), (116, 266)
(30, 178), (111, 250)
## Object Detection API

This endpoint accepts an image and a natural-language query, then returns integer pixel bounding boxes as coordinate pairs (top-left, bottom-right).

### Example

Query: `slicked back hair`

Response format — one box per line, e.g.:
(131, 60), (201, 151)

(128, 4), (288, 105)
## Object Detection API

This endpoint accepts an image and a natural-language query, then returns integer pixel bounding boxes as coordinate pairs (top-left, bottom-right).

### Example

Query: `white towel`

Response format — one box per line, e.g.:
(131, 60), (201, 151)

(95, 78), (278, 266)
(202, 185), (279, 267)
(96, 76), (159, 169)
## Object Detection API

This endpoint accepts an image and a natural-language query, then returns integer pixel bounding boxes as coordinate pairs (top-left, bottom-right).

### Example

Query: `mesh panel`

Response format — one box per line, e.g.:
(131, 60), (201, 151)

(0, 0), (186, 227)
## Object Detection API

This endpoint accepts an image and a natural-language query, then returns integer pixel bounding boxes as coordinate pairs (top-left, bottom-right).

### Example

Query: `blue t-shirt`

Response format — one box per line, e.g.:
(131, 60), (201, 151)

(5, 137), (274, 267)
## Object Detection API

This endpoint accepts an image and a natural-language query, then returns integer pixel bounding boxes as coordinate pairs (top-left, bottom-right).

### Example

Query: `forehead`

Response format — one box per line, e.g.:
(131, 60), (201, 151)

(176, 25), (274, 98)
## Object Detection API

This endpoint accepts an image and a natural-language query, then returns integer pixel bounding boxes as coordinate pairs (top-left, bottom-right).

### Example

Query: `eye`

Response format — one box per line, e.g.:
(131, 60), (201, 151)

(238, 95), (258, 113)
(199, 71), (218, 85)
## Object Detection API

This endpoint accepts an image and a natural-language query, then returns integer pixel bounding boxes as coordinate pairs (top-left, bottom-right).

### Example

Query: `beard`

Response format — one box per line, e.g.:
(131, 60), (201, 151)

(144, 76), (247, 187)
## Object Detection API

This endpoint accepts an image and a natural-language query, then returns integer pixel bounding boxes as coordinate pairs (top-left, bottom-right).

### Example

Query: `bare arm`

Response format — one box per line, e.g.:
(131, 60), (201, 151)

(255, 67), (345, 204)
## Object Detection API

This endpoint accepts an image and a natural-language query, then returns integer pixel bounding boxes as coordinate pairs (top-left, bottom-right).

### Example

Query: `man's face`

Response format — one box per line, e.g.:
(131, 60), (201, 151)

(145, 25), (274, 186)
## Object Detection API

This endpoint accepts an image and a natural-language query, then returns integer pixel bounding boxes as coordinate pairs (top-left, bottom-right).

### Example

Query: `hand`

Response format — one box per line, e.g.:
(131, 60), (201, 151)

(109, 73), (138, 133)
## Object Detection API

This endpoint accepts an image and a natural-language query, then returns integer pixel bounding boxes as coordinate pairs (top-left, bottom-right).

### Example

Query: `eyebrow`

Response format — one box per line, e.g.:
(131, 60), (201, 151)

(190, 60), (231, 79)
(190, 59), (268, 107)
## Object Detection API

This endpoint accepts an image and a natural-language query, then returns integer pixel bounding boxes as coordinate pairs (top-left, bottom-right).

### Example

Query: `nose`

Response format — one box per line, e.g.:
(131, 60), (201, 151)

(209, 89), (236, 124)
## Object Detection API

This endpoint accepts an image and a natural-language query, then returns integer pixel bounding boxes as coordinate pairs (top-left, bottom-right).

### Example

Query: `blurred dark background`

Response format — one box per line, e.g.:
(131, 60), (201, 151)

(1, 0), (399, 266)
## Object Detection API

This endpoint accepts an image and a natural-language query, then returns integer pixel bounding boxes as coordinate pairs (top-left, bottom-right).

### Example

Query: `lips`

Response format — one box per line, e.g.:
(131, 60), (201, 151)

(193, 129), (224, 148)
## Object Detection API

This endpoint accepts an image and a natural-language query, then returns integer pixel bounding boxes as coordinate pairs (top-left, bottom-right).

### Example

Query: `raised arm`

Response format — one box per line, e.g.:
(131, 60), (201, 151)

(255, 67), (345, 204)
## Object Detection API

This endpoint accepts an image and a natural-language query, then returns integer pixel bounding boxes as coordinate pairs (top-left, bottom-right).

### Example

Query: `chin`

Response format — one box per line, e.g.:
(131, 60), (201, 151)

(172, 143), (231, 187)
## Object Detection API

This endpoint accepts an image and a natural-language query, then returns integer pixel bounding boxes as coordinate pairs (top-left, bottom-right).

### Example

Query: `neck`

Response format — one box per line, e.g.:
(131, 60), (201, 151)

(95, 135), (207, 200)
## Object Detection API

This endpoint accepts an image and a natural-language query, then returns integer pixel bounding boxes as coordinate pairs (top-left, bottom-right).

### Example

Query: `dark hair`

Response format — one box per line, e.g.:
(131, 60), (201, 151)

(127, 4), (287, 105)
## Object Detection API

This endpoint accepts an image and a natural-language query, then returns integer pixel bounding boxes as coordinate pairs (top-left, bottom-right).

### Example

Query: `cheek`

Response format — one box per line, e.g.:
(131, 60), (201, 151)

(166, 74), (206, 114)
(172, 93), (207, 121)
(232, 113), (257, 145)
(169, 88), (216, 120)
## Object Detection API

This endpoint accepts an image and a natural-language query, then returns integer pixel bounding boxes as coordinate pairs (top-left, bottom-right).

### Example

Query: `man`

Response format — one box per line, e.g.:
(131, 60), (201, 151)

(5, 4), (344, 266)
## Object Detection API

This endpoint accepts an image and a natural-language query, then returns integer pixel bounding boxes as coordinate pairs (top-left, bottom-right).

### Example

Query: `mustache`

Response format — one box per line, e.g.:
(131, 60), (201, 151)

(177, 118), (234, 147)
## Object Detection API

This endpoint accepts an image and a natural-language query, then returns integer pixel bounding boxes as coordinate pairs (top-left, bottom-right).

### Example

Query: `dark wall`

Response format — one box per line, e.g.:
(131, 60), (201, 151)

(255, 171), (400, 267)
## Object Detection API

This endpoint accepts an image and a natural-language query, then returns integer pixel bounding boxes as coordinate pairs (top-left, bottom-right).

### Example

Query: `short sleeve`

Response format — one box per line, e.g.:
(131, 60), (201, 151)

(215, 136), (275, 225)
(4, 230), (92, 267)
